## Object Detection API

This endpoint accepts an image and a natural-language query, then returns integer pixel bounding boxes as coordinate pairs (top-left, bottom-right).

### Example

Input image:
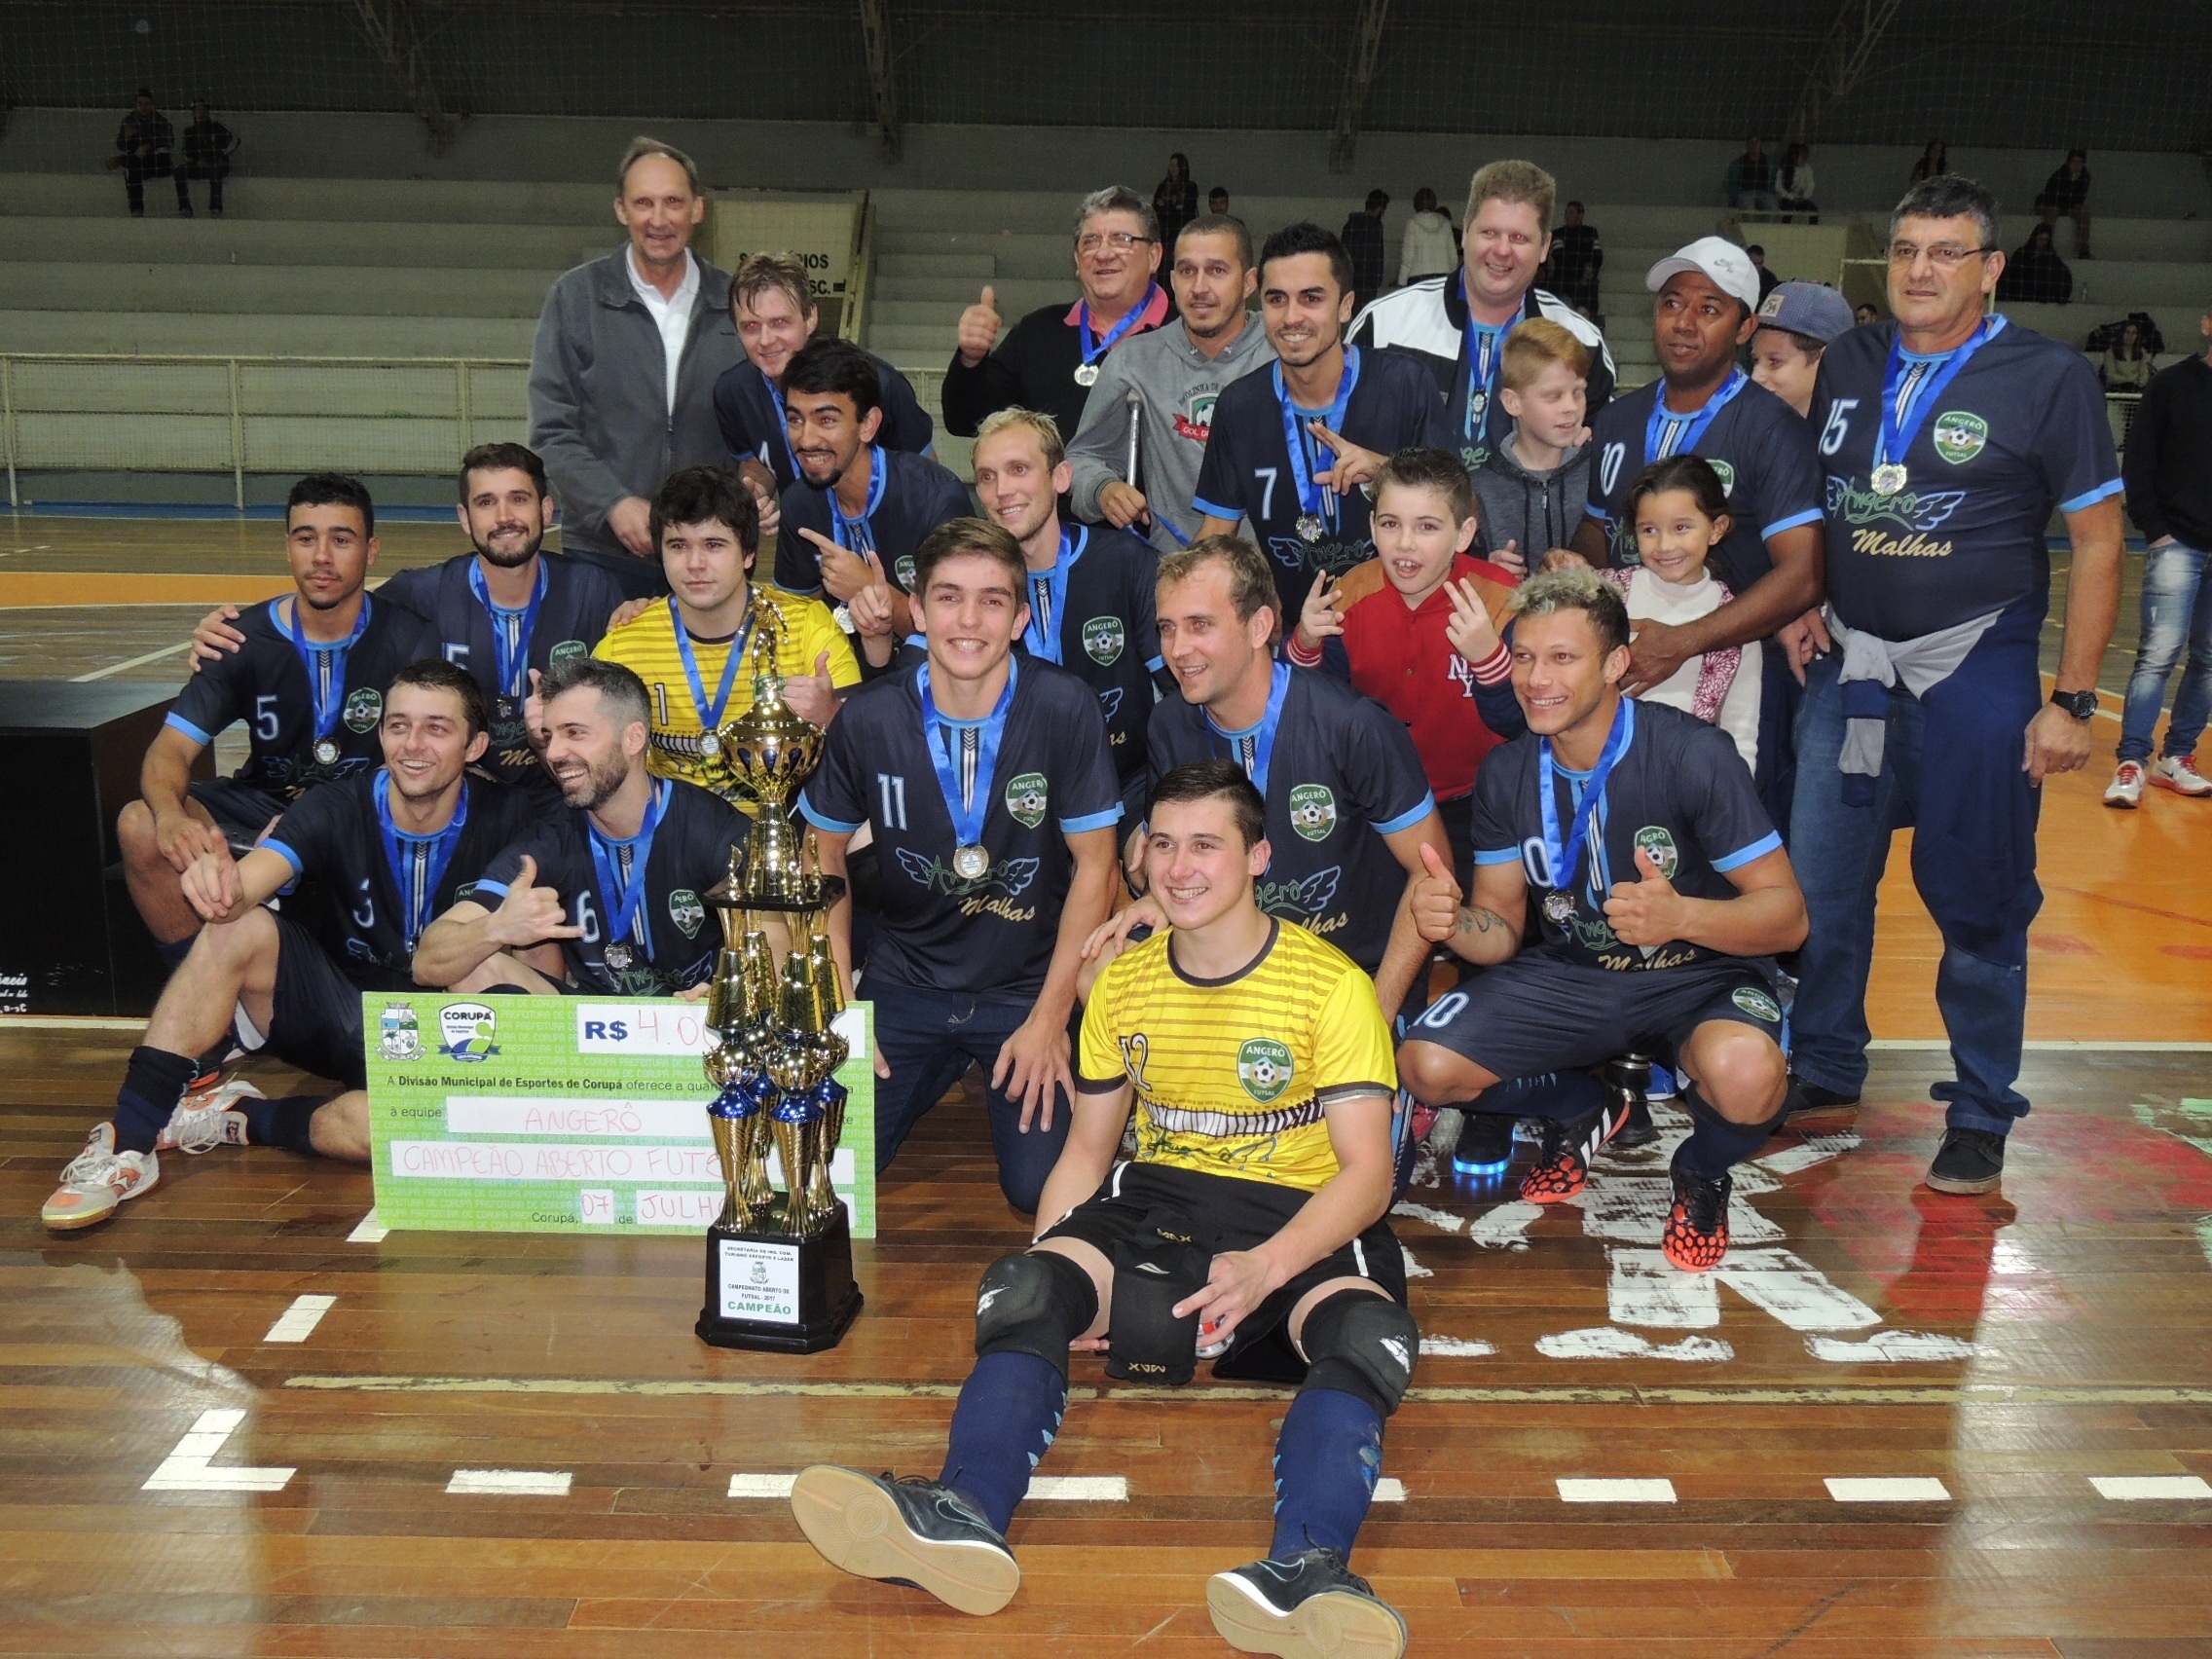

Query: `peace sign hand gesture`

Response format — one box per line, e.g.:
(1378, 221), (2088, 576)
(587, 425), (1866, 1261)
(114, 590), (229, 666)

(1308, 422), (1385, 492)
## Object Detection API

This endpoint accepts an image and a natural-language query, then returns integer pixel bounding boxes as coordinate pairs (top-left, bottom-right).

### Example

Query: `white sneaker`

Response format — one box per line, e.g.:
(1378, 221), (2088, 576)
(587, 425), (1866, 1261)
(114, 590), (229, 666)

(2104, 760), (2146, 808)
(159, 1075), (264, 1154)
(2152, 755), (2212, 798)
(42, 1124), (160, 1231)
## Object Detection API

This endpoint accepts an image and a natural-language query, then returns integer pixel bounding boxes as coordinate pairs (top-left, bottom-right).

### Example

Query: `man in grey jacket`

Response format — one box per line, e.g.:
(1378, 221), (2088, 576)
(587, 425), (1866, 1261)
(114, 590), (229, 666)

(1065, 213), (1275, 554)
(529, 137), (750, 598)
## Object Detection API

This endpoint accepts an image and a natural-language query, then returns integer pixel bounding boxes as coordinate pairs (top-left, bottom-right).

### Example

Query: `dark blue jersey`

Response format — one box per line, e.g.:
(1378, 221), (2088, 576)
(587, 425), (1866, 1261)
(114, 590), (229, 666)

(1472, 698), (1780, 973)
(1192, 346), (1453, 619)
(799, 657), (1123, 999)
(1813, 316), (2122, 638)
(264, 770), (535, 987)
(714, 354), (936, 494)
(1584, 371), (1825, 590)
(1147, 664), (1435, 974)
(775, 446), (973, 598)
(475, 777), (742, 997)
(375, 552), (626, 798)
(165, 594), (431, 799)
(1013, 523), (1171, 787)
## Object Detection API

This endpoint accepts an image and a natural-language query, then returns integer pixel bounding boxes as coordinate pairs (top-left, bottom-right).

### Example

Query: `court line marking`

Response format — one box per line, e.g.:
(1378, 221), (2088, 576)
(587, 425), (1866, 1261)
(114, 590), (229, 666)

(142, 1408), (293, 1493)
(347, 1210), (387, 1243)
(69, 639), (194, 682)
(1374, 1477), (1406, 1503)
(262, 1293), (335, 1344)
(1867, 1040), (2212, 1051)
(1560, 1478), (1676, 1503)
(1825, 1476), (1951, 1502)
(447, 1469), (572, 1496)
(2088, 1475), (2212, 1500)
(726, 1472), (1126, 1500)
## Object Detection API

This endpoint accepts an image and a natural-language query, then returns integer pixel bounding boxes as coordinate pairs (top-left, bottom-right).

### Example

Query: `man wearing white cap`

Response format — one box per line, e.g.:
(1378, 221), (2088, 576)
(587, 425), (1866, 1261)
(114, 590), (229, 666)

(1568, 236), (1825, 830)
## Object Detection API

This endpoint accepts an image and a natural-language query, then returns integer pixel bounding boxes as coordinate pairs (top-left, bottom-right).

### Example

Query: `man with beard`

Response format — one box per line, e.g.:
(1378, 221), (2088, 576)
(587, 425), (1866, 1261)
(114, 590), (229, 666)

(415, 656), (743, 999)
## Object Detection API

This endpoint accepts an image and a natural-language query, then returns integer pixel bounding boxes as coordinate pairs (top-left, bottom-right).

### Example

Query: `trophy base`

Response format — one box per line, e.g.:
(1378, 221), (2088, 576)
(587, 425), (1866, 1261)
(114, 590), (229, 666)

(695, 1203), (863, 1353)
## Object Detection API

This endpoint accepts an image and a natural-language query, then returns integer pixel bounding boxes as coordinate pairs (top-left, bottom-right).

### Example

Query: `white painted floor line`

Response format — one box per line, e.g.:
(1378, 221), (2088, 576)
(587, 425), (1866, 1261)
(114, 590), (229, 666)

(1825, 1477), (1951, 1502)
(1419, 1336), (1496, 1357)
(347, 1209), (387, 1243)
(725, 1472), (1127, 1501)
(2089, 1475), (2212, 1500)
(1373, 1478), (1406, 1503)
(1557, 1478), (1677, 1503)
(142, 1408), (294, 1493)
(448, 1469), (572, 1495)
(262, 1294), (335, 1344)
(728, 1473), (796, 1498)
(70, 639), (195, 682)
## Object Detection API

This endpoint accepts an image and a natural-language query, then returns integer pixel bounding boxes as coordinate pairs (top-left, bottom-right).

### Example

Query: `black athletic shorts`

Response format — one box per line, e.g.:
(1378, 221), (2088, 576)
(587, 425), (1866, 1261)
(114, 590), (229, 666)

(189, 778), (292, 848)
(1403, 947), (1785, 1087)
(1038, 1160), (1407, 1360)
(265, 912), (382, 1090)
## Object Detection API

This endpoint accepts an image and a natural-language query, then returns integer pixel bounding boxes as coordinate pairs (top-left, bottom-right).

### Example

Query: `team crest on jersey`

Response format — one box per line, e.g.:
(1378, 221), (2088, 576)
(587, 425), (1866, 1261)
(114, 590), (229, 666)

(668, 887), (705, 939)
(1236, 1037), (1295, 1103)
(343, 686), (383, 733)
(1933, 410), (1988, 464)
(549, 639), (588, 664)
(437, 1001), (498, 1062)
(1732, 985), (1783, 1023)
(1004, 771), (1050, 829)
(1633, 826), (1679, 880)
(1707, 459), (1737, 497)
(895, 555), (918, 590)
(1082, 616), (1125, 665)
(1288, 784), (1337, 841)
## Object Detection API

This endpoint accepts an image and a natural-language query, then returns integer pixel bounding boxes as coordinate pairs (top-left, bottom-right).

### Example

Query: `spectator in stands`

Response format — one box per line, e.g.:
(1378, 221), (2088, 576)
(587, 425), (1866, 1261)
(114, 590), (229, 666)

(1746, 245), (1782, 310)
(1749, 280), (1856, 420)
(1398, 188), (1458, 286)
(1777, 143), (1818, 223)
(176, 102), (234, 218)
(1153, 153), (1198, 254)
(1208, 186), (1231, 216)
(110, 90), (182, 218)
(2105, 302), (2212, 810)
(943, 186), (1173, 449)
(1996, 223), (2073, 306)
(2036, 148), (2093, 258)
(1341, 189), (1390, 311)
(2100, 318), (2156, 392)
(1909, 139), (1949, 186)
(1724, 136), (1778, 214)
(1544, 201), (1604, 322)
(529, 137), (747, 601)
(1854, 302), (1881, 325)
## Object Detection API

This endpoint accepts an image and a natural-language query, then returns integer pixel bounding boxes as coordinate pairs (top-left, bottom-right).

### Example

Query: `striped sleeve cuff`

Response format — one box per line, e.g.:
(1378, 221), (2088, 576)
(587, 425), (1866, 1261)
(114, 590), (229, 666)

(471, 878), (511, 901)
(164, 712), (213, 745)
(1469, 642), (1513, 685)
(1374, 794), (1438, 836)
(798, 792), (864, 835)
(1713, 830), (1784, 871)
(1473, 846), (1522, 866)
(1075, 1073), (1127, 1094)
(1761, 507), (1824, 538)
(2060, 478), (2125, 513)
(1059, 805), (1124, 834)
(1190, 495), (1240, 522)
(1283, 634), (1324, 667)
(263, 838), (306, 881)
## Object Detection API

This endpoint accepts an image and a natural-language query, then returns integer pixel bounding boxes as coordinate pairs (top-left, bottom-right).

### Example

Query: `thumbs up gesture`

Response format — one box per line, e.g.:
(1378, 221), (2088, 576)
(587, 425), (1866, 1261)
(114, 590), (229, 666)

(1408, 841), (1464, 943)
(1603, 845), (1686, 947)
(490, 854), (585, 947)
(957, 284), (1004, 366)
(784, 648), (841, 727)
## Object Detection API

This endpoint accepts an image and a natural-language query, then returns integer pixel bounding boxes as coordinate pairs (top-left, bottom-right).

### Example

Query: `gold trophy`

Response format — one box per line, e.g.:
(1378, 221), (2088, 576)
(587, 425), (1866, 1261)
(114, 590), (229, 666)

(694, 617), (864, 1353)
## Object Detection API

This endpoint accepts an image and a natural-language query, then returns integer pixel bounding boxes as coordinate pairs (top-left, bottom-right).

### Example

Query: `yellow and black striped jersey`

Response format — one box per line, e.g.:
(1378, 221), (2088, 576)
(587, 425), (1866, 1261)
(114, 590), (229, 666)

(1077, 918), (1397, 1193)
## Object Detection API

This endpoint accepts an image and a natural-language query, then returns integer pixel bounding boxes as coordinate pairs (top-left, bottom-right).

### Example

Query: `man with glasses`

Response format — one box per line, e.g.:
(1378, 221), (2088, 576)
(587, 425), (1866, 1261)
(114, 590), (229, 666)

(943, 187), (1176, 447)
(1788, 175), (2124, 1197)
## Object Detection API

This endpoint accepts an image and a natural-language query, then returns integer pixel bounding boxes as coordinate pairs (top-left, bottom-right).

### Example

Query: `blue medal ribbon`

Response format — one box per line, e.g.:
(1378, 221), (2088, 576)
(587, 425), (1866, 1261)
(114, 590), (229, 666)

(1537, 697), (1636, 907)
(830, 446), (888, 558)
(1460, 296), (1507, 442)
(668, 595), (757, 728)
(1643, 367), (1749, 463)
(1206, 659), (1293, 797)
(917, 658), (1018, 852)
(373, 769), (469, 951)
(283, 594), (372, 745)
(1021, 524), (1088, 664)
(1274, 347), (1362, 531)
(1876, 315), (2003, 475)
(588, 777), (671, 957)
(1079, 283), (1161, 369)
(467, 559), (547, 702)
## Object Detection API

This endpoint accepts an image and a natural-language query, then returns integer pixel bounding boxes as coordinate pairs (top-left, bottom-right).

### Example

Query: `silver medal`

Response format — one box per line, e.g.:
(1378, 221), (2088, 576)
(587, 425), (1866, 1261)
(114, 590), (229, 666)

(1073, 361), (1100, 387)
(313, 738), (340, 766)
(603, 941), (633, 971)
(952, 844), (990, 881)
(1296, 514), (1326, 544)
(1871, 462), (1908, 496)
(1542, 890), (1576, 925)
(832, 604), (855, 634)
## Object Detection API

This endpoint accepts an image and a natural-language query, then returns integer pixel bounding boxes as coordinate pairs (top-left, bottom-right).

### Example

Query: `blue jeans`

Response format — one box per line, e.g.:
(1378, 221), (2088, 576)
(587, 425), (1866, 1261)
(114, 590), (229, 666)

(867, 977), (1074, 1215)
(2117, 541), (2212, 763)
(1788, 603), (2046, 1136)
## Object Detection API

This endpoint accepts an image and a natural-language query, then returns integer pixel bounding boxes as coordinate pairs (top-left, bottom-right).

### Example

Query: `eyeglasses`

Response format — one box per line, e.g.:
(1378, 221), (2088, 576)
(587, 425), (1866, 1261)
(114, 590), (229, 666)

(1887, 241), (1993, 269)
(1077, 231), (1156, 255)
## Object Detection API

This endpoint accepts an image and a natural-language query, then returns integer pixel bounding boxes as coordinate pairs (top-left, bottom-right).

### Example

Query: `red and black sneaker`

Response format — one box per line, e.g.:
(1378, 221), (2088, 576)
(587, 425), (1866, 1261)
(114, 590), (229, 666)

(1662, 1147), (1732, 1272)
(1519, 1090), (1633, 1204)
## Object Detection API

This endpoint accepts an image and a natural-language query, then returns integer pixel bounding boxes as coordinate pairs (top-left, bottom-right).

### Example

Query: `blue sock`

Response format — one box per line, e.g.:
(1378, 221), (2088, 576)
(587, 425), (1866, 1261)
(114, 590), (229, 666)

(1680, 1085), (1770, 1177)
(237, 1094), (322, 1155)
(114, 1046), (197, 1155)
(939, 1350), (1066, 1536)
(1270, 1387), (1384, 1561)
(1481, 1069), (1610, 1123)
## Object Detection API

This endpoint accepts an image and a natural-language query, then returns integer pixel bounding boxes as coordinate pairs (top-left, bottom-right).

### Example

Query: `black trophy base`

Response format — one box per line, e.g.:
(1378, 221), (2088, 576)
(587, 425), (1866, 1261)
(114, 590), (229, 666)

(695, 1202), (863, 1353)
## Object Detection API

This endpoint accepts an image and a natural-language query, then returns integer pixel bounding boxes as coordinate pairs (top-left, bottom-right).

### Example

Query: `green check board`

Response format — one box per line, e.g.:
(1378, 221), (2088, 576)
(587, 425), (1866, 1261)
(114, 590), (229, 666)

(364, 993), (874, 1236)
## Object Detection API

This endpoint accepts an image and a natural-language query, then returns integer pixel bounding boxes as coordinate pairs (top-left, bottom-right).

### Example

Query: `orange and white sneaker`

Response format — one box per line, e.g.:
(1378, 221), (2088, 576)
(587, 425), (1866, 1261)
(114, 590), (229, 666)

(2152, 755), (2212, 798)
(41, 1124), (160, 1231)
(1661, 1147), (1731, 1272)
(1520, 1090), (1634, 1204)
(158, 1075), (263, 1154)
(2103, 761), (2146, 808)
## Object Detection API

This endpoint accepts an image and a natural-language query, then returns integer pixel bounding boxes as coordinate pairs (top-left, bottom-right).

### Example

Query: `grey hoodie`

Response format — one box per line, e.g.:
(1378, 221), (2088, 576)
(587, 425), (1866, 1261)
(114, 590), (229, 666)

(1471, 432), (1591, 565)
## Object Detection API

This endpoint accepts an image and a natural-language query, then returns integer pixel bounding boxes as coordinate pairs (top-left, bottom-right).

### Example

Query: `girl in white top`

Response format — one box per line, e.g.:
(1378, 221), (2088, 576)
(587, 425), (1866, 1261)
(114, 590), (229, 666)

(1604, 455), (1761, 771)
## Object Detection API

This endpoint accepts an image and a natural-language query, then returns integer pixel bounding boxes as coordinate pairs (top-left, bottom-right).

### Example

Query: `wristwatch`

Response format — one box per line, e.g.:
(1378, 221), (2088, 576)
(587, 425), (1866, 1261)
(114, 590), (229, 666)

(2049, 686), (2098, 720)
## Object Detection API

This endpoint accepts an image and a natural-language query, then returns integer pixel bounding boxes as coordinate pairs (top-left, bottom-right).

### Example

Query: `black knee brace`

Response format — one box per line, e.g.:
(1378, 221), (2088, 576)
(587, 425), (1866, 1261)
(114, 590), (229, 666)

(975, 1249), (1098, 1382)
(1105, 1225), (1211, 1386)
(1298, 1290), (1419, 1419)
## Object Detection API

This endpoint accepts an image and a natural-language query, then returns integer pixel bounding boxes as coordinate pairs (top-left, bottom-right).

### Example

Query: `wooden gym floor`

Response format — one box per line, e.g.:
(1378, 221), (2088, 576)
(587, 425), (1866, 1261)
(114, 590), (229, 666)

(3, 510), (2210, 1656)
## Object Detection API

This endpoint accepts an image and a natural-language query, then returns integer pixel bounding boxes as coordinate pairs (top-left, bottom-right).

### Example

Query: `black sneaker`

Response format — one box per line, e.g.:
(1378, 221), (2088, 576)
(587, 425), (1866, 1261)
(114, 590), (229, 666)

(1207, 1546), (1407, 1659)
(788, 1465), (1018, 1615)
(1520, 1092), (1632, 1204)
(1662, 1146), (1733, 1272)
(1783, 1073), (1861, 1131)
(1451, 1112), (1515, 1175)
(1926, 1127), (2006, 1195)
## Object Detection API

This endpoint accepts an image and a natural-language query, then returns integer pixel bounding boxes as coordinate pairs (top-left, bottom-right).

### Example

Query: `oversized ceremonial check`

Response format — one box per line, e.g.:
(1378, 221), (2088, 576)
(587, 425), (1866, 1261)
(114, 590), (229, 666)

(363, 993), (875, 1237)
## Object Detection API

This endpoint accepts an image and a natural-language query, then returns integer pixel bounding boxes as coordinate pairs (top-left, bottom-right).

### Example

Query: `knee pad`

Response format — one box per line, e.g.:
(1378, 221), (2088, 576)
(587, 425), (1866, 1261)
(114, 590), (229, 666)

(975, 1249), (1097, 1382)
(1298, 1290), (1419, 1419)
(1105, 1225), (1211, 1386)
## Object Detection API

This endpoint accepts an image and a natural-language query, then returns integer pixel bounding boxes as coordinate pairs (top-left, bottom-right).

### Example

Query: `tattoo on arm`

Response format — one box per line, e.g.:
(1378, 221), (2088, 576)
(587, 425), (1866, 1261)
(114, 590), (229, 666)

(1456, 906), (1504, 935)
